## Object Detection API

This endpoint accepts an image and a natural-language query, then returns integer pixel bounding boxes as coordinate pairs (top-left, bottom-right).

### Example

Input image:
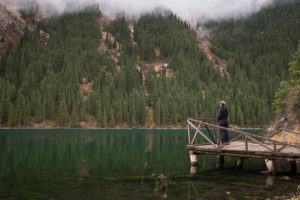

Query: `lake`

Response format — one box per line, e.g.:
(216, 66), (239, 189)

(0, 129), (299, 199)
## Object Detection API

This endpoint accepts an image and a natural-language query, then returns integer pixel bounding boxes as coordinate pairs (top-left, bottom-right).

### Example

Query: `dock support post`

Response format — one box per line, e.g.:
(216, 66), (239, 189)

(265, 159), (276, 174)
(290, 160), (297, 174)
(190, 166), (198, 174)
(237, 158), (244, 169)
(216, 155), (224, 169)
(189, 151), (198, 166)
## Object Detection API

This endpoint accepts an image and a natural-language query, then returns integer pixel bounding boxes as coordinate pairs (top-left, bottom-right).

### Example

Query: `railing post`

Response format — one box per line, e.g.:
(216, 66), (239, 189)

(245, 135), (248, 151)
(214, 128), (217, 144)
(282, 131), (286, 143)
(188, 122), (191, 144)
(217, 128), (220, 148)
(273, 142), (276, 151)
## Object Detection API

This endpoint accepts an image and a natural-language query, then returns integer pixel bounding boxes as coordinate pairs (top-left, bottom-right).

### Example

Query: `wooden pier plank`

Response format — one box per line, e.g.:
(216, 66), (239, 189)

(186, 119), (300, 168)
(187, 141), (300, 160)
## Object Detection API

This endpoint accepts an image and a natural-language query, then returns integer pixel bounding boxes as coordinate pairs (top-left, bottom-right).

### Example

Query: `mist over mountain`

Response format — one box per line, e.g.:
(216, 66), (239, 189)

(10, 0), (271, 21)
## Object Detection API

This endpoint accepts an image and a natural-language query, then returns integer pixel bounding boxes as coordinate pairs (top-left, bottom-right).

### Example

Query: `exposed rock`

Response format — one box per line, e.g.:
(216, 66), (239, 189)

(0, 3), (24, 55)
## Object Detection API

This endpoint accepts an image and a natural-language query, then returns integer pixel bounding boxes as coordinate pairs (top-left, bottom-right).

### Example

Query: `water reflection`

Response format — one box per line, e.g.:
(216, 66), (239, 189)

(0, 130), (299, 199)
(190, 166), (198, 174)
(265, 175), (275, 188)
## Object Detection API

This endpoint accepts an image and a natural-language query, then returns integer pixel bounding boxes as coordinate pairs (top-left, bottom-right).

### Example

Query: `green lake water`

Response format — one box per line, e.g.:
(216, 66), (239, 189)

(0, 129), (300, 200)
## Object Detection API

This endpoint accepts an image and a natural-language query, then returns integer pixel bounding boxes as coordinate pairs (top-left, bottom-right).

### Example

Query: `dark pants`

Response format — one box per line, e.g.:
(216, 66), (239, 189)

(219, 120), (229, 144)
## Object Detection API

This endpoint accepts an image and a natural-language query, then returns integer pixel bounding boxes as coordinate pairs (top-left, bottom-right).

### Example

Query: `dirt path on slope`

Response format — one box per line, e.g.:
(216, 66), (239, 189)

(129, 23), (159, 128)
(197, 27), (230, 77)
(98, 13), (121, 71)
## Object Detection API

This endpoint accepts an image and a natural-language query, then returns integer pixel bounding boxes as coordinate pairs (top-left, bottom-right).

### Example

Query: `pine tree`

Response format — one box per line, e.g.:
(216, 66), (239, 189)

(110, 107), (115, 127)
(96, 100), (102, 126)
(36, 95), (45, 123)
(154, 100), (161, 126)
(113, 39), (117, 49)
(102, 108), (107, 127)
(71, 109), (78, 128)
(23, 100), (31, 126)
(140, 96), (146, 125)
(0, 101), (2, 125)
(8, 104), (16, 127)
(289, 43), (300, 85)
(116, 100), (122, 125)
(237, 105), (245, 127)
(2, 90), (11, 123)
(58, 98), (68, 127)
(15, 92), (25, 125)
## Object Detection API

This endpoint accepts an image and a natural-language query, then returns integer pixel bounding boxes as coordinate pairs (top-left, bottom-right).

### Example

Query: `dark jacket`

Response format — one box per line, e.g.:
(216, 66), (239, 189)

(218, 106), (228, 126)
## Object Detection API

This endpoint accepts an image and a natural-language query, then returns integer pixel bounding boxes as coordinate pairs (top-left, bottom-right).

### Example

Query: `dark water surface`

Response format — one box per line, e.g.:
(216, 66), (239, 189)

(0, 129), (299, 200)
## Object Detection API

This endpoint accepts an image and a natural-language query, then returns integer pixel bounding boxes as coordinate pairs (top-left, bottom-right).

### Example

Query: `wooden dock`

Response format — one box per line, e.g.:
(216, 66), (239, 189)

(186, 118), (300, 173)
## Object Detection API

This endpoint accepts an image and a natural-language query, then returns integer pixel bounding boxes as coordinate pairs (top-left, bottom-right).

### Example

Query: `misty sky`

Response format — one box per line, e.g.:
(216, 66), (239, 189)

(13, 0), (272, 21)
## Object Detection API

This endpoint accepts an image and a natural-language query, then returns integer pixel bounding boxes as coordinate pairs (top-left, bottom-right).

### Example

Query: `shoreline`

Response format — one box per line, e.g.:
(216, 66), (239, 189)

(0, 126), (264, 130)
(0, 120), (264, 130)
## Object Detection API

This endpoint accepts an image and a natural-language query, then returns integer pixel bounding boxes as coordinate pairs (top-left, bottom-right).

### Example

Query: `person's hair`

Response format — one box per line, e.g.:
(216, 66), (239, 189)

(220, 100), (226, 106)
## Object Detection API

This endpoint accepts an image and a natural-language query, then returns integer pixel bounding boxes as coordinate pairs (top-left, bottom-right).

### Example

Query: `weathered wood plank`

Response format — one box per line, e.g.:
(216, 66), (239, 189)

(283, 130), (300, 141)
(205, 124), (216, 144)
(245, 136), (248, 151)
(191, 123), (201, 144)
(277, 144), (287, 152)
(217, 129), (220, 148)
(187, 142), (300, 160)
(188, 124), (191, 144)
(220, 133), (244, 148)
(186, 119), (300, 167)
(188, 121), (217, 148)
(187, 118), (300, 149)
(247, 136), (274, 152)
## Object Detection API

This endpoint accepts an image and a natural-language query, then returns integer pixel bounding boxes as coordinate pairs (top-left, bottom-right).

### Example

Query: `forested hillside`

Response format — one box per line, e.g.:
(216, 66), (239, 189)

(0, 0), (299, 128)
(272, 42), (300, 131)
(206, 0), (300, 125)
(132, 0), (300, 127)
(0, 8), (146, 128)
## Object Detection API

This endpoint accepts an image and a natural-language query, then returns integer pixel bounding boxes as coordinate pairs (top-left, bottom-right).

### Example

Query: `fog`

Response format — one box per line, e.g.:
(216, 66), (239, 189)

(12, 0), (272, 21)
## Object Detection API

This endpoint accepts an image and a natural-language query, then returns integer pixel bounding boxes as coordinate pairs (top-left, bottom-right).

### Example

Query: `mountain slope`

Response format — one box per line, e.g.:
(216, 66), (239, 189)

(0, 9), (146, 128)
(269, 42), (300, 137)
(204, 0), (300, 125)
(0, 2), (25, 56)
(0, 0), (299, 128)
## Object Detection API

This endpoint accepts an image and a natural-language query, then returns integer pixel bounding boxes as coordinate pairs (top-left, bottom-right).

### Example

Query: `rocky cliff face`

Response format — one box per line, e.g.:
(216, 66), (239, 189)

(0, 2), (25, 56)
(266, 43), (300, 141)
(266, 116), (300, 142)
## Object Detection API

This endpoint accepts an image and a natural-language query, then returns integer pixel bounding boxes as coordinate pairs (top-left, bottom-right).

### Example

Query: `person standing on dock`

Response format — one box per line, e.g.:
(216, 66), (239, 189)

(218, 101), (229, 144)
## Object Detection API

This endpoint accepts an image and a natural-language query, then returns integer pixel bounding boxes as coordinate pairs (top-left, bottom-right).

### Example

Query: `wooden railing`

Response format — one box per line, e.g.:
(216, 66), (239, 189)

(187, 118), (300, 152)
(281, 129), (300, 143)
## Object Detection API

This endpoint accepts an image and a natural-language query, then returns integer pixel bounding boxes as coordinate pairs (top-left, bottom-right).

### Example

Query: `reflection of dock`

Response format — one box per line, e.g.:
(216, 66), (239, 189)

(187, 118), (300, 174)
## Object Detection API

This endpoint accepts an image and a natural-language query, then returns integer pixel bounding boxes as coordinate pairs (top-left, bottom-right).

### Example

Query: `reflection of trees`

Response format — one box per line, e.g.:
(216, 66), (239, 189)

(77, 159), (91, 180)
(1, 131), (300, 199)
(2, 131), (290, 180)
(153, 174), (176, 199)
(146, 134), (154, 153)
(0, 131), (190, 178)
(141, 134), (154, 184)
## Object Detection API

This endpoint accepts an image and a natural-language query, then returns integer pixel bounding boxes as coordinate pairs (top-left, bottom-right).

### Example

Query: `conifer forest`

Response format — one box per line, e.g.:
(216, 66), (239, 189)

(0, 0), (299, 128)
